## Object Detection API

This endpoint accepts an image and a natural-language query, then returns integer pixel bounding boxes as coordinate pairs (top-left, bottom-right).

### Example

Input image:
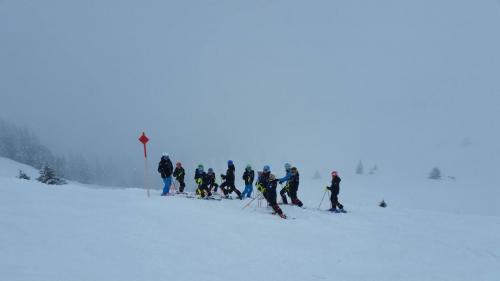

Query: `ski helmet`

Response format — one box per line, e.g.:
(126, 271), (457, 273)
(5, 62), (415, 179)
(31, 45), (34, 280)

(176, 162), (182, 167)
(331, 171), (338, 177)
(228, 160), (234, 166)
(284, 163), (291, 170)
(208, 168), (214, 173)
(263, 165), (270, 172)
(246, 164), (252, 170)
(291, 167), (298, 174)
(197, 164), (204, 171)
(162, 153), (170, 158)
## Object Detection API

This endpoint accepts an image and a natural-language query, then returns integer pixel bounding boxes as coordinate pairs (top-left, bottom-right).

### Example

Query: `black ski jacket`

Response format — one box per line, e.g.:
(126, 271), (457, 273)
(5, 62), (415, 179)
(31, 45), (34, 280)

(327, 176), (341, 195)
(288, 172), (300, 192)
(194, 169), (203, 183)
(221, 164), (236, 184)
(158, 158), (173, 178)
(242, 170), (255, 185)
(173, 167), (185, 182)
(195, 171), (209, 188)
(258, 172), (278, 200)
(207, 172), (218, 186)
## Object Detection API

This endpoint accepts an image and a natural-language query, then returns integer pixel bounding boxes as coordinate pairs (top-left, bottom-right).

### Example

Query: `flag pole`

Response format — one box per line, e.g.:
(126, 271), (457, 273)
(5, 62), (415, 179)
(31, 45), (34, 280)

(145, 153), (150, 198)
(139, 132), (150, 198)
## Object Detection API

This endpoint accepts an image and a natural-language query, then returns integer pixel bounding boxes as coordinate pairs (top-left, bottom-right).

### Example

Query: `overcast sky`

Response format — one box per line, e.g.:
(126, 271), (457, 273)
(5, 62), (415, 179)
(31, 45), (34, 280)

(1, 0), (499, 184)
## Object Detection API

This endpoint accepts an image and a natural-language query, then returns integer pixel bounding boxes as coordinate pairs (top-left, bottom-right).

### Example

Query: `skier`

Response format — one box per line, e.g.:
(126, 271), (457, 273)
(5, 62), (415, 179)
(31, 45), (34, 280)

(173, 162), (186, 193)
(194, 164), (204, 193)
(220, 160), (243, 200)
(278, 163), (292, 204)
(241, 164), (255, 199)
(257, 165), (286, 219)
(326, 171), (346, 213)
(288, 167), (303, 207)
(207, 168), (219, 193)
(194, 165), (211, 198)
(195, 164), (204, 181)
(158, 153), (174, 196)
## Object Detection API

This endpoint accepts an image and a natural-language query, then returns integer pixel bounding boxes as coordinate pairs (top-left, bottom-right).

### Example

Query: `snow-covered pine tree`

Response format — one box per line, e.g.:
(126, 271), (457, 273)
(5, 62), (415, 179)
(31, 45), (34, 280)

(369, 164), (377, 175)
(37, 165), (66, 185)
(17, 170), (30, 180)
(429, 167), (442, 180)
(312, 170), (321, 180)
(356, 161), (364, 175)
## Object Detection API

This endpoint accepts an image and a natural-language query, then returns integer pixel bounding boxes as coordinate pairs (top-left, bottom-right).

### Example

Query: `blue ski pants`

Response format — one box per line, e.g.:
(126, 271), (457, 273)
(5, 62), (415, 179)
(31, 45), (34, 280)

(162, 176), (172, 195)
(242, 184), (253, 198)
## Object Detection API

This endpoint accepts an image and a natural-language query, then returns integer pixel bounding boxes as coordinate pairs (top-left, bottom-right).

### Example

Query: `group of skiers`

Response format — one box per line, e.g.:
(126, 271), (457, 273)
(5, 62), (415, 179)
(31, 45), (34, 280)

(157, 153), (345, 218)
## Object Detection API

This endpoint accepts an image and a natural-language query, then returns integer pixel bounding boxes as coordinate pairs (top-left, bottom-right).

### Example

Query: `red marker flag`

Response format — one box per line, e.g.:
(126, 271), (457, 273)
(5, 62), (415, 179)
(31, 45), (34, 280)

(139, 132), (149, 158)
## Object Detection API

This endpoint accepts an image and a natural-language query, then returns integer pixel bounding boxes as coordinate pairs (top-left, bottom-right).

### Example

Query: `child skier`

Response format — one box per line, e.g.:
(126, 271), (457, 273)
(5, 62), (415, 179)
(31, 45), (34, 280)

(207, 168), (219, 193)
(278, 163), (292, 204)
(288, 167), (303, 207)
(194, 165), (211, 198)
(220, 160), (243, 200)
(173, 162), (186, 193)
(158, 153), (174, 196)
(257, 165), (286, 219)
(241, 164), (255, 198)
(326, 171), (346, 213)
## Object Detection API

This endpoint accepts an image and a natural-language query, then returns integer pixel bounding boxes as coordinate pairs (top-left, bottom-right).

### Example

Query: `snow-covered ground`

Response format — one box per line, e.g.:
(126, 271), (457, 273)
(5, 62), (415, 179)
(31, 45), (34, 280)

(0, 157), (38, 179)
(1, 157), (499, 281)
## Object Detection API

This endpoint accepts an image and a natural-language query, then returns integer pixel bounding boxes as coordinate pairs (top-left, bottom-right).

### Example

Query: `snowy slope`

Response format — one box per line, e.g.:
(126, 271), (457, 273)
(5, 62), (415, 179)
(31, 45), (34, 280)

(1, 158), (499, 281)
(0, 157), (38, 179)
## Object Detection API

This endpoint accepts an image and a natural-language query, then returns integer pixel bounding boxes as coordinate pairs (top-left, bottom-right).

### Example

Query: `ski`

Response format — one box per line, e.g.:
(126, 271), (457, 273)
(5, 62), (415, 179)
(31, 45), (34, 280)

(205, 195), (222, 201)
(327, 209), (347, 213)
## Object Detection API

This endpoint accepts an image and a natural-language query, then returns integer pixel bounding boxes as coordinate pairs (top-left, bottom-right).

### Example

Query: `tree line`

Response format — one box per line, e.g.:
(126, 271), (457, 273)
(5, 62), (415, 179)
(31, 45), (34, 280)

(0, 118), (95, 184)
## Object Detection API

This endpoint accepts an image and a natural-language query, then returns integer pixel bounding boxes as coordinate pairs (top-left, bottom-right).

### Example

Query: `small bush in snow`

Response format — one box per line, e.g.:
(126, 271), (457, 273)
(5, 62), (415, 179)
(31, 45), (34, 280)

(37, 165), (66, 185)
(429, 167), (442, 180)
(17, 170), (30, 180)
(379, 200), (387, 208)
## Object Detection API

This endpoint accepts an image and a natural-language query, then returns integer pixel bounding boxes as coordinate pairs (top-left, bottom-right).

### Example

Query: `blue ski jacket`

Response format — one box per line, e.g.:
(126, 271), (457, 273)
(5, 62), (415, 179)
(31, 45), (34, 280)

(278, 169), (291, 184)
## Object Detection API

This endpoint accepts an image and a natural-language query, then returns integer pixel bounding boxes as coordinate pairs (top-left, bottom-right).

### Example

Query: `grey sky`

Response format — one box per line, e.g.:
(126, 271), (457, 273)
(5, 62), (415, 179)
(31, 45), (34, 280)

(1, 0), (499, 185)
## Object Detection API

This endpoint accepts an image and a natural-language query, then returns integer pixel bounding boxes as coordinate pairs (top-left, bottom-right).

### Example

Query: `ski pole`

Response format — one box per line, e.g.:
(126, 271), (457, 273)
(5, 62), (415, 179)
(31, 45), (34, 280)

(172, 180), (178, 193)
(242, 194), (262, 210)
(241, 195), (258, 209)
(318, 189), (328, 210)
(257, 191), (261, 208)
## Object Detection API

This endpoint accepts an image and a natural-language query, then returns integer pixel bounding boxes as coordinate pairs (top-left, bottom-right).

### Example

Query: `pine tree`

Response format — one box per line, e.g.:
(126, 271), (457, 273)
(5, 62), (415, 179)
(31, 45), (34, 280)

(356, 161), (364, 175)
(37, 165), (66, 185)
(17, 170), (30, 180)
(312, 170), (322, 180)
(379, 200), (387, 208)
(429, 167), (442, 180)
(369, 164), (377, 175)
